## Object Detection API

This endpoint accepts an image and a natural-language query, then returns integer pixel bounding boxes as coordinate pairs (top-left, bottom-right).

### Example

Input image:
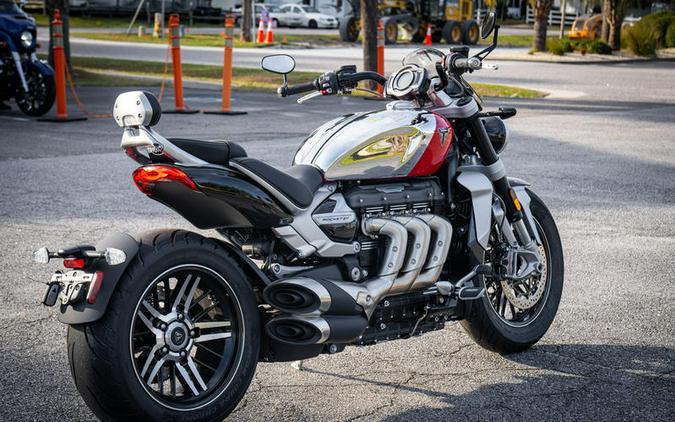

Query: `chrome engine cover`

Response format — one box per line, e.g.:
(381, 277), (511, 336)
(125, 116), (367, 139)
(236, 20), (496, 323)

(293, 109), (438, 181)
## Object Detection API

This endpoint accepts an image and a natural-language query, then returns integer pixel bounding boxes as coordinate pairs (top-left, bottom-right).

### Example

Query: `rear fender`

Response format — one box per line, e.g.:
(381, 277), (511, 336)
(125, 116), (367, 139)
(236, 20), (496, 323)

(58, 232), (271, 325)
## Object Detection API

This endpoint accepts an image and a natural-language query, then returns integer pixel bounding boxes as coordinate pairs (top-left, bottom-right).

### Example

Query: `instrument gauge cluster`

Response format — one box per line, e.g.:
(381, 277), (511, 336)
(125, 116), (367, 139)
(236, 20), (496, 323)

(385, 65), (429, 100)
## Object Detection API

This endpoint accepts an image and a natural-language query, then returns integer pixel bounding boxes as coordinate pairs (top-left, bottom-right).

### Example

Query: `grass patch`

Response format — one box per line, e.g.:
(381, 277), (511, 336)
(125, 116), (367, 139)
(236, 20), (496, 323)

(73, 31), (344, 48)
(33, 13), (131, 28)
(66, 56), (546, 97)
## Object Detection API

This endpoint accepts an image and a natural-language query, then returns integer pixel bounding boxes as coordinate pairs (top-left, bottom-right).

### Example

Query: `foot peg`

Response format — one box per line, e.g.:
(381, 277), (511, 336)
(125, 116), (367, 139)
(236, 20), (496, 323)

(457, 286), (485, 301)
(433, 264), (491, 299)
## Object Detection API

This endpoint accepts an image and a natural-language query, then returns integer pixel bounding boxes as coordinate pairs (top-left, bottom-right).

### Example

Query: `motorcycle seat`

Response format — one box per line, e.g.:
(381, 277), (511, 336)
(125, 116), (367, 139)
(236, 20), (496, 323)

(231, 157), (323, 209)
(169, 138), (247, 165)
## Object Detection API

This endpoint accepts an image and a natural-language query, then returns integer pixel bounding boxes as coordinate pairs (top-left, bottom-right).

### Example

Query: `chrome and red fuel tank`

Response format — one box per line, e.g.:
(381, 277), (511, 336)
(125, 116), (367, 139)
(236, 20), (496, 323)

(293, 108), (453, 181)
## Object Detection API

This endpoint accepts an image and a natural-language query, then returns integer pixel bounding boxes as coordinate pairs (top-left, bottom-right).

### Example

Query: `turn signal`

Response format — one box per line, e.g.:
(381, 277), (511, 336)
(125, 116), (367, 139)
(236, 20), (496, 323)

(509, 189), (523, 212)
(132, 165), (197, 194)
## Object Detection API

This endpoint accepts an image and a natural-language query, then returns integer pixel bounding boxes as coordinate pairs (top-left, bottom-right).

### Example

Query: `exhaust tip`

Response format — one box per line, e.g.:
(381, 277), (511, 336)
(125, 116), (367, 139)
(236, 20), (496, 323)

(266, 316), (330, 345)
(263, 278), (330, 314)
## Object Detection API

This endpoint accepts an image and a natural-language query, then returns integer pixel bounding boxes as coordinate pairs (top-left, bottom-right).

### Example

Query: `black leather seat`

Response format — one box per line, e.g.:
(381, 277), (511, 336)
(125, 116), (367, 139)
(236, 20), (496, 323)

(169, 138), (247, 165)
(231, 157), (323, 208)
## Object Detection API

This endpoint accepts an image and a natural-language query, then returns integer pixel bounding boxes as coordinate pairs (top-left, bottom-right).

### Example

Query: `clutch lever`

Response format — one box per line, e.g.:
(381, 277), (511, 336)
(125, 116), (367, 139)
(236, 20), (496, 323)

(297, 91), (323, 104)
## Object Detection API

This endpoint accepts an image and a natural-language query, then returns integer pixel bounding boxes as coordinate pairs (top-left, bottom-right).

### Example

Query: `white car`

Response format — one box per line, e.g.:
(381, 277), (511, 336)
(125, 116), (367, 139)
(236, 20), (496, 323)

(277, 4), (339, 29)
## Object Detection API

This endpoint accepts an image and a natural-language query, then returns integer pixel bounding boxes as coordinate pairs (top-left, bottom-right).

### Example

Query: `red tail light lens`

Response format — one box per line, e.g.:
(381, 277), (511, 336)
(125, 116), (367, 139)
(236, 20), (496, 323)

(63, 258), (86, 269)
(132, 165), (198, 194)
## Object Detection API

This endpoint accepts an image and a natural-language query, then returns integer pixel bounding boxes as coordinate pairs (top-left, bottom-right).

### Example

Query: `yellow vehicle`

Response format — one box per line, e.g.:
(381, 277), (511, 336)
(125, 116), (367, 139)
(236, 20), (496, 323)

(567, 14), (603, 40)
(339, 0), (481, 45)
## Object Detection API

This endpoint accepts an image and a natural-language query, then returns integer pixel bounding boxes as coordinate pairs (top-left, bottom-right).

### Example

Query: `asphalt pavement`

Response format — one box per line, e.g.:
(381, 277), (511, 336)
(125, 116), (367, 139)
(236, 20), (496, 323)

(0, 60), (674, 421)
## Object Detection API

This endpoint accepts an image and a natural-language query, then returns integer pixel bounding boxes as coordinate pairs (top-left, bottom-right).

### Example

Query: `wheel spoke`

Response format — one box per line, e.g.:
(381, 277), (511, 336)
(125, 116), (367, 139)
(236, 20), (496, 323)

(194, 332), (232, 343)
(172, 274), (200, 311)
(140, 344), (160, 377)
(176, 363), (200, 396)
(187, 357), (208, 391)
(146, 357), (165, 385)
(194, 320), (231, 329)
(143, 300), (164, 320)
(184, 276), (201, 310)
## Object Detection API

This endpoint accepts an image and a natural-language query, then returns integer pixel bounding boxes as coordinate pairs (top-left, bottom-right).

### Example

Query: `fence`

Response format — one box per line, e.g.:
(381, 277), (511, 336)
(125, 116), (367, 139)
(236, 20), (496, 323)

(525, 7), (579, 26)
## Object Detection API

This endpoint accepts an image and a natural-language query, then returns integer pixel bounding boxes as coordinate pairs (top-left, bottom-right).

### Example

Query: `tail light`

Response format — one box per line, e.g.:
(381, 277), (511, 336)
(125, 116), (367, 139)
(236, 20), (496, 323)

(63, 258), (86, 269)
(132, 165), (198, 194)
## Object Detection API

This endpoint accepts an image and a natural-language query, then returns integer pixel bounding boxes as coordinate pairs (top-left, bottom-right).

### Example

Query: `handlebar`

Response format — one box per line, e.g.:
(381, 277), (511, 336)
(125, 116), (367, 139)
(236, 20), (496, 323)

(452, 56), (482, 71)
(279, 70), (387, 98)
(279, 81), (318, 97)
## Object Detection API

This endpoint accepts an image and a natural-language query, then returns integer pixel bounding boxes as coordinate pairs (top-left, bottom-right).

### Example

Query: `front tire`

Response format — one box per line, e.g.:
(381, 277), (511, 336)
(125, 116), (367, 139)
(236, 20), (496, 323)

(461, 191), (564, 354)
(15, 66), (55, 117)
(68, 230), (260, 420)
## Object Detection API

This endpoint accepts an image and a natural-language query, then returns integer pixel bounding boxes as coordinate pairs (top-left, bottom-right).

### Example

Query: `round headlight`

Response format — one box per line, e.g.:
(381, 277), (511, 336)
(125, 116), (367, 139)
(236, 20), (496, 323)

(20, 31), (34, 48)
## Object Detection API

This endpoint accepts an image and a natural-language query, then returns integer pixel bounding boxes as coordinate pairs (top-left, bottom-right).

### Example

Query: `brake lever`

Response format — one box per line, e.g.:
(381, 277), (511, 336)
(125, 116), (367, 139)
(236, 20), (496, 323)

(297, 91), (323, 104)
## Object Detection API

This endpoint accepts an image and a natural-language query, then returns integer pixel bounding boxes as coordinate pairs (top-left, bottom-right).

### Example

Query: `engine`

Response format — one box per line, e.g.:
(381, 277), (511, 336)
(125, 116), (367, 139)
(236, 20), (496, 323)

(263, 179), (457, 348)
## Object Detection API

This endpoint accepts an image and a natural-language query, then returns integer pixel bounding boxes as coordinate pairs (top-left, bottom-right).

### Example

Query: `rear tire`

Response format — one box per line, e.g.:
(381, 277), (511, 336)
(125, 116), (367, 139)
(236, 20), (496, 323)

(308, 19), (317, 29)
(460, 191), (564, 354)
(68, 230), (260, 420)
(383, 18), (398, 44)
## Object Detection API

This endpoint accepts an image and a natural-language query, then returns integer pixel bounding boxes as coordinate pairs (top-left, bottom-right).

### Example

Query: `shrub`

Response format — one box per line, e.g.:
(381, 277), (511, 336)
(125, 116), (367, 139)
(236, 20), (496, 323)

(625, 23), (657, 56)
(637, 11), (675, 47)
(587, 39), (612, 54)
(666, 23), (675, 48)
(546, 38), (573, 55)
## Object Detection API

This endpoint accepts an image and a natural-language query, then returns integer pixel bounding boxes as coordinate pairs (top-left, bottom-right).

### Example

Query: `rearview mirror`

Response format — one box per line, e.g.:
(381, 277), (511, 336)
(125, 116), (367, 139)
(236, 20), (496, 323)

(261, 54), (296, 75)
(480, 11), (496, 39)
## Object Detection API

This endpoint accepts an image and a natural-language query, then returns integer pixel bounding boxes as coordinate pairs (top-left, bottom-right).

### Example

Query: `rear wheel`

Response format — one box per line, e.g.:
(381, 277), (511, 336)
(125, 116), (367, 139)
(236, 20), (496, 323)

(308, 19), (317, 29)
(68, 230), (260, 420)
(461, 191), (564, 354)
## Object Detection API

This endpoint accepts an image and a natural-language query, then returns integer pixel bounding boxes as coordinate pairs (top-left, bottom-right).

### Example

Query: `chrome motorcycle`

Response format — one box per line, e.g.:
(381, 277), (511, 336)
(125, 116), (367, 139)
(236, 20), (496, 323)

(35, 13), (563, 421)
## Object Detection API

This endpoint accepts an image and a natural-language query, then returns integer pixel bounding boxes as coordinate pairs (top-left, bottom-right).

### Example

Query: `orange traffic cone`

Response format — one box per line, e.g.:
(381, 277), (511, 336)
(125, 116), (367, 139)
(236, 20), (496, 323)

(256, 19), (265, 43)
(424, 25), (432, 46)
(265, 18), (274, 44)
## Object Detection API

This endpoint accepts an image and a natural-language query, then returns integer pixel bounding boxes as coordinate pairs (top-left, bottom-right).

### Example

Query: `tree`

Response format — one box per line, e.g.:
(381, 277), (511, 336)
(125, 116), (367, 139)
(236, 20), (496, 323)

(601, 0), (610, 42)
(530, 0), (554, 52)
(240, 0), (253, 42)
(605, 0), (627, 50)
(45, 0), (71, 68)
(361, 0), (377, 90)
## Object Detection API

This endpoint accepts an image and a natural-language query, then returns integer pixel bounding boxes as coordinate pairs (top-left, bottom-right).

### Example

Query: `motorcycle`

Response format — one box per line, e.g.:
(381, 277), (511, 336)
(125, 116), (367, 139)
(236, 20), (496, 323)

(35, 12), (563, 421)
(0, 0), (55, 116)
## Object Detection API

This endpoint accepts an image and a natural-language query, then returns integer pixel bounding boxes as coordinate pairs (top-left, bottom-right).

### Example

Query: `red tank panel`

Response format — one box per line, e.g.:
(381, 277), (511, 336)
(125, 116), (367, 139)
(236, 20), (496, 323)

(407, 113), (453, 177)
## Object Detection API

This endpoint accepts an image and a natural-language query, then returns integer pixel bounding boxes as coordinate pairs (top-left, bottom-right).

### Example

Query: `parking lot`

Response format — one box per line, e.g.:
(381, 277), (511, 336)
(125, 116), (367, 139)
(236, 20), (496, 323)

(1, 59), (674, 421)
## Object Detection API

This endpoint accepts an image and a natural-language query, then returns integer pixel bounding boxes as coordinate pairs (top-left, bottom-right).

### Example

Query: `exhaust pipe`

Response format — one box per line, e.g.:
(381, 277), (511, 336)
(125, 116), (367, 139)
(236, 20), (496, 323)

(263, 277), (364, 315)
(266, 314), (368, 345)
(410, 215), (453, 290)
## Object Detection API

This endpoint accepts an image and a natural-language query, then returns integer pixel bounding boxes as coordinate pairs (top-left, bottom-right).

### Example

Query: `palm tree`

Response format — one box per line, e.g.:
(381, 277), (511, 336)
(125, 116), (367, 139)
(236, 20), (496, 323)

(530, 0), (554, 52)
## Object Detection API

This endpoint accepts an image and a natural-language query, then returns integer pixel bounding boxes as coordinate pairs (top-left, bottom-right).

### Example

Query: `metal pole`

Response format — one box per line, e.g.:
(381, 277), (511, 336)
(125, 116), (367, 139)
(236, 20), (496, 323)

(160, 0), (166, 38)
(126, 0), (146, 36)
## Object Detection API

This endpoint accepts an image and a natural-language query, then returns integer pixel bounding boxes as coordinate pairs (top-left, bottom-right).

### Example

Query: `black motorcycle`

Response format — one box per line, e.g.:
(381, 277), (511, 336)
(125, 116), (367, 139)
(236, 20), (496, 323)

(0, 0), (55, 116)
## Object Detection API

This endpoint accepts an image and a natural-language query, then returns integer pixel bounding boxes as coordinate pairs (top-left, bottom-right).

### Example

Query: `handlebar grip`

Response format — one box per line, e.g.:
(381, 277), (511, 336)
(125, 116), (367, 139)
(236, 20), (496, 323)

(453, 57), (482, 71)
(281, 81), (318, 97)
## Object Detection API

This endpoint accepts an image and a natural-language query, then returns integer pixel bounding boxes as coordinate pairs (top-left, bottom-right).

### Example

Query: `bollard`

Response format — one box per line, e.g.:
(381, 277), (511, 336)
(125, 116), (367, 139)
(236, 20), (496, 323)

(164, 14), (198, 114)
(153, 13), (162, 38)
(204, 15), (247, 116)
(38, 9), (86, 122)
(138, 25), (145, 37)
(377, 18), (385, 94)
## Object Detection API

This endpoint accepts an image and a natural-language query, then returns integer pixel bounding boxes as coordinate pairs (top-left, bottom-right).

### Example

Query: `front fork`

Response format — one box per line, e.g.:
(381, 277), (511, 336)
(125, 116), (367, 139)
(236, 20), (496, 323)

(464, 115), (542, 276)
(11, 51), (29, 92)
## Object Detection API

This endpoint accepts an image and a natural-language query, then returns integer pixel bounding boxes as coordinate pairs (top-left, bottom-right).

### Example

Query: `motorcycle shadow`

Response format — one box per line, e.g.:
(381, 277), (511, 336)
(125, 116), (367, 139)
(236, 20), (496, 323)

(304, 343), (674, 421)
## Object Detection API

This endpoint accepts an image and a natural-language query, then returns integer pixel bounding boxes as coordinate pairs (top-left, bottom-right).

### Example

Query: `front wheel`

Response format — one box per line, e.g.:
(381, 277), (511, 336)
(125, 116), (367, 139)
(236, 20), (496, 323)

(15, 66), (55, 117)
(461, 190), (564, 354)
(68, 230), (260, 420)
